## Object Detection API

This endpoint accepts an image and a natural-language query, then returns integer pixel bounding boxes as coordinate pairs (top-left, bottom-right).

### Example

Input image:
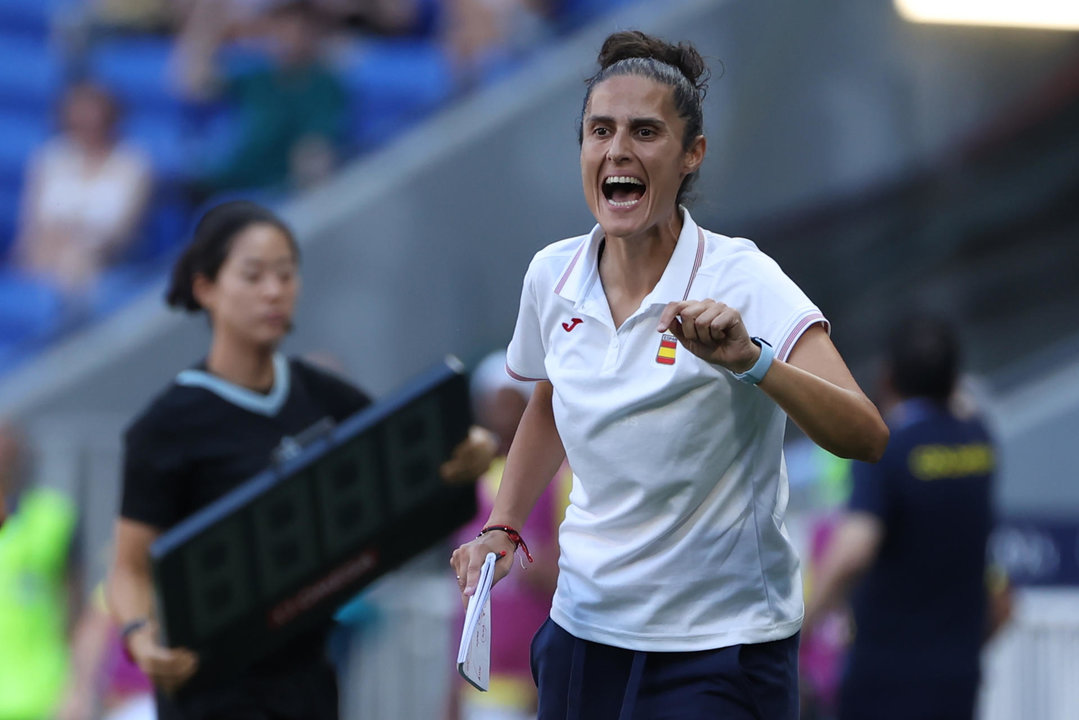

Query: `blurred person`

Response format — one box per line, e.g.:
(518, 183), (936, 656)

(57, 579), (154, 720)
(450, 350), (569, 720)
(803, 313), (1009, 720)
(0, 423), (81, 720)
(442, 0), (550, 85)
(174, 0), (348, 194)
(89, 0), (177, 34)
(325, 0), (437, 36)
(106, 200), (495, 720)
(451, 30), (888, 720)
(12, 81), (152, 300)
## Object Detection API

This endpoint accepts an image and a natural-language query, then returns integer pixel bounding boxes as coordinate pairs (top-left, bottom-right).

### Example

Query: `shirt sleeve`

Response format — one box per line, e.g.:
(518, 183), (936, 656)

(120, 414), (187, 530)
(730, 249), (828, 362)
(506, 257), (549, 381)
(293, 360), (373, 423)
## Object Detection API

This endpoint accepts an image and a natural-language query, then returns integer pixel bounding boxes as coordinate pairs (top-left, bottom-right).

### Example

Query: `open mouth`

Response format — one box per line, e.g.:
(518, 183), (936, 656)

(603, 175), (646, 208)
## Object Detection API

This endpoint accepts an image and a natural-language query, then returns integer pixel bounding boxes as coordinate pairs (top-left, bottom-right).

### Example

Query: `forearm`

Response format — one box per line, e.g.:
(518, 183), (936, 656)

(107, 520), (160, 627)
(759, 359), (888, 461)
(107, 561), (155, 628)
(804, 515), (882, 629)
(64, 608), (109, 699)
(487, 381), (566, 531)
(172, 0), (227, 99)
(804, 558), (858, 630)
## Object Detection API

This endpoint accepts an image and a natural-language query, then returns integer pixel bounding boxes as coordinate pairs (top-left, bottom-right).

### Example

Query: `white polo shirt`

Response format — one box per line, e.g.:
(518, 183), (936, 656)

(506, 209), (827, 651)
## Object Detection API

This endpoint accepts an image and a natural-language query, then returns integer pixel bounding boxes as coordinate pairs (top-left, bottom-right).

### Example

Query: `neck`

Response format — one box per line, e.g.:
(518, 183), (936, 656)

(75, 138), (112, 160)
(206, 339), (277, 392)
(601, 208), (683, 298)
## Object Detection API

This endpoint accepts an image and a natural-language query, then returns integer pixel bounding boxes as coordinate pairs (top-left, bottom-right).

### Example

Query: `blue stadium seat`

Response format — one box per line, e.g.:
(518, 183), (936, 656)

(337, 39), (454, 150)
(0, 113), (49, 236)
(0, 36), (63, 113)
(0, 0), (55, 39)
(0, 271), (64, 341)
(124, 187), (190, 264)
(0, 111), (51, 176)
(553, 0), (638, 32)
(122, 110), (194, 181)
(88, 37), (183, 112)
(0, 178), (20, 260)
(90, 264), (158, 317)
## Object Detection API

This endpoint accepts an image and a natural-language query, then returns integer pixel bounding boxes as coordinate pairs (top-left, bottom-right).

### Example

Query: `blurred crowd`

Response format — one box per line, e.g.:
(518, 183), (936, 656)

(0, 0), (633, 370)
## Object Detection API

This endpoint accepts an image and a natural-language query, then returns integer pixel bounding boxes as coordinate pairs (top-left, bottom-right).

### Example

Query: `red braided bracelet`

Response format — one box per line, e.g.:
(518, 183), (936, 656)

(479, 524), (534, 563)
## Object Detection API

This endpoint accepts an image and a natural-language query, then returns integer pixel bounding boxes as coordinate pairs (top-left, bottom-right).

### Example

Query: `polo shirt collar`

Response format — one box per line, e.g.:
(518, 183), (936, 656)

(554, 207), (705, 312)
(175, 353), (291, 416)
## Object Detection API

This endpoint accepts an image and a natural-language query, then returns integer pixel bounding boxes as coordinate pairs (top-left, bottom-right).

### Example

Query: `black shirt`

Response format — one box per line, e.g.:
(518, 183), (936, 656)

(121, 355), (371, 719)
(122, 355), (371, 530)
(844, 398), (994, 690)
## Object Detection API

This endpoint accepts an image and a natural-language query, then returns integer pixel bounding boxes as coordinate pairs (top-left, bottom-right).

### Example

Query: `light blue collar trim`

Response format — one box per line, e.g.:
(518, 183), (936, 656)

(175, 353), (290, 416)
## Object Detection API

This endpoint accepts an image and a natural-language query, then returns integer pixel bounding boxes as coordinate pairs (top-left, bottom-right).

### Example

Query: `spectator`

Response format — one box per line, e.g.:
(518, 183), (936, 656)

(324, 0), (438, 37)
(451, 350), (569, 720)
(88, 0), (177, 35)
(57, 579), (155, 720)
(803, 313), (1011, 720)
(442, 0), (550, 84)
(11, 82), (152, 300)
(174, 0), (348, 194)
(0, 423), (81, 720)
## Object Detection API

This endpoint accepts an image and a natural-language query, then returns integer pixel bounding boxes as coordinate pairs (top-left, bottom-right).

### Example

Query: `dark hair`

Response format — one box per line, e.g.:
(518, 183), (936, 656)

(578, 30), (710, 206)
(166, 200), (299, 313)
(887, 314), (961, 402)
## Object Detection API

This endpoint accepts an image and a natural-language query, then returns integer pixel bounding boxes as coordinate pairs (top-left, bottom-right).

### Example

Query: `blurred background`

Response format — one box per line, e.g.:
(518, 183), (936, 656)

(0, 0), (1076, 718)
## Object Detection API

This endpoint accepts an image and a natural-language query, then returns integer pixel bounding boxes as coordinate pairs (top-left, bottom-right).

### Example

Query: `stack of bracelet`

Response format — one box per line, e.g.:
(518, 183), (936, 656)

(479, 524), (534, 563)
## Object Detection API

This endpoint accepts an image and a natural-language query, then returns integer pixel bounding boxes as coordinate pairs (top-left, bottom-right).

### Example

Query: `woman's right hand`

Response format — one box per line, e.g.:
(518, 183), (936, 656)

(127, 623), (199, 694)
(450, 530), (517, 604)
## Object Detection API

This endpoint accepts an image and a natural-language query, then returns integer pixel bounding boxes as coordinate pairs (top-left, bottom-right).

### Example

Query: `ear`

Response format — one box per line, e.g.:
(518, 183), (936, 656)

(682, 134), (706, 176)
(192, 273), (215, 313)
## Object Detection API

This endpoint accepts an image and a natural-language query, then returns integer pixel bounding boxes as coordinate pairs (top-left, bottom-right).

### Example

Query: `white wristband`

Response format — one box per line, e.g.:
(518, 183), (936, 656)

(732, 337), (774, 385)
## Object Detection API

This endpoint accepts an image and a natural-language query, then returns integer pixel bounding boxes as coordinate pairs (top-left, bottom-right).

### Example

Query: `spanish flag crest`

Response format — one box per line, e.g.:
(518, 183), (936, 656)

(656, 334), (677, 365)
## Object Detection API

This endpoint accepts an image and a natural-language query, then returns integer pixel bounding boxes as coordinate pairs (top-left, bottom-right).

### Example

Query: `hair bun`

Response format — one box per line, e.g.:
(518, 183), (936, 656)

(596, 30), (708, 90)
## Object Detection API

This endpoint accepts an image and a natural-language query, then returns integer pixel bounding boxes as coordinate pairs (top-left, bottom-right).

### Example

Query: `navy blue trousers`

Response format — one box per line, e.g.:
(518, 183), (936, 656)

(531, 618), (799, 720)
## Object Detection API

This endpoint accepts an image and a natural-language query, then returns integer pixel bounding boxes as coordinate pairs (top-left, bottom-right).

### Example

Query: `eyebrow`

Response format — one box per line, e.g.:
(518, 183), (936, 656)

(238, 257), (295, 268)
(585, 115), (667, 130)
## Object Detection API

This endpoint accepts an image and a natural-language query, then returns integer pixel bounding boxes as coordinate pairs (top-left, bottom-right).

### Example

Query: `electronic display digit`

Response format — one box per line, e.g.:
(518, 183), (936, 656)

(182, 519), (253, 643)
(314, 433), (383, 557)
(250, 472), (321, 597)
(384, 393), (447, 514)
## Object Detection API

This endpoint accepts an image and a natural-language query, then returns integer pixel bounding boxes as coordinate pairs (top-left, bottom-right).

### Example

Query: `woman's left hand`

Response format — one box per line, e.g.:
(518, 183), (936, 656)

(440, 426), (497, 484)
(657, 299), (761, 373)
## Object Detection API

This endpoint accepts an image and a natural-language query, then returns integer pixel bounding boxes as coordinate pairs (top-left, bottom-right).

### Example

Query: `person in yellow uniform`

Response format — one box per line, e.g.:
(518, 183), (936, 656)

(0, 423), (79, 720)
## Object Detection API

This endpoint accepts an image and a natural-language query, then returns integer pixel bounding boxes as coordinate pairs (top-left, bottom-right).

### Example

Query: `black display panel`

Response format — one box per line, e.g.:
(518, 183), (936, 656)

(150, 358), (475, 679)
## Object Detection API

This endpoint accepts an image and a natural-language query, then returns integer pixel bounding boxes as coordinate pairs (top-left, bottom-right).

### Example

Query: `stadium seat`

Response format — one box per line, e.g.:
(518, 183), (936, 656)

(0, 36), (63, 114)
(90, 264), (159, 317)
(0, 178), (20, 260)
(87, 37), (183, 112)
(125, 187), (191, 264)
(0, 110), (51, 171)
(0, 112), (50, 260)
(553, 0), (639, 33)
(0, 271), (64, 342)
(0, 0), (55, 39)
(337, 39), (455, 150)
(121, 110), (195, 181)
